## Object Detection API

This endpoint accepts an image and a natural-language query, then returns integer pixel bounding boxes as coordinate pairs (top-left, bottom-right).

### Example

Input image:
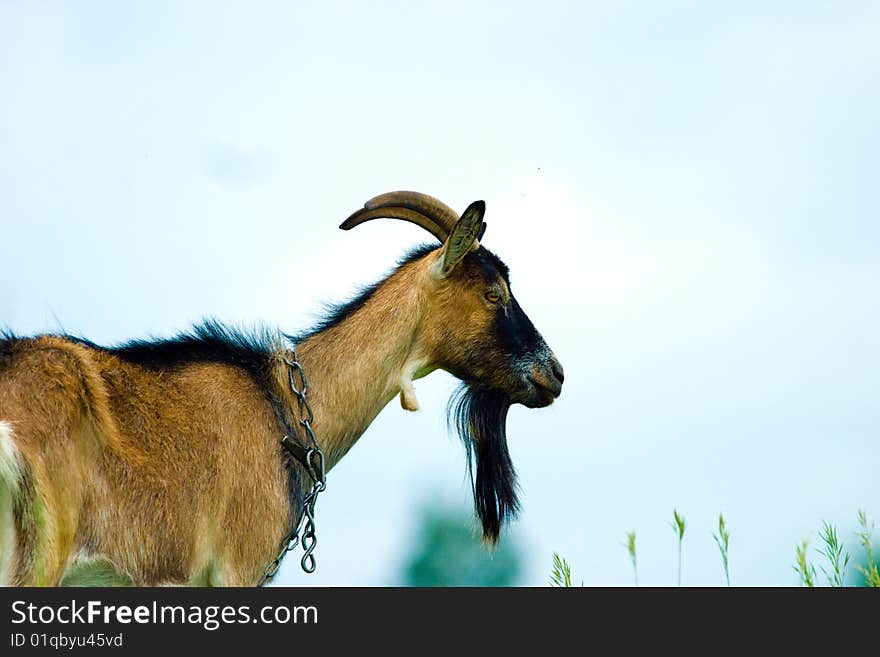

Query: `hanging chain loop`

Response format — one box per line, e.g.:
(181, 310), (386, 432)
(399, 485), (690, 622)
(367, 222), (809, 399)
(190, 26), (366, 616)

(258, 348), (327, 586)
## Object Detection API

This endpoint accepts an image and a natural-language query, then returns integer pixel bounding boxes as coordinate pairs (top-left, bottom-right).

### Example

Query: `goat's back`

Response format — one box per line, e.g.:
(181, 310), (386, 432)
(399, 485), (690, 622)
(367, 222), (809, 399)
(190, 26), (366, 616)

(0, 335), (291, 585)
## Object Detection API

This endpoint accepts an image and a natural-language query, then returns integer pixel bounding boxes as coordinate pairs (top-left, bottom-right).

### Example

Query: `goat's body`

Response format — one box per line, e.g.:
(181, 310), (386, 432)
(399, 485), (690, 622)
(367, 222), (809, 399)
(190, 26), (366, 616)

(0, 195), (565, 586)
(0, 334), (295, 586)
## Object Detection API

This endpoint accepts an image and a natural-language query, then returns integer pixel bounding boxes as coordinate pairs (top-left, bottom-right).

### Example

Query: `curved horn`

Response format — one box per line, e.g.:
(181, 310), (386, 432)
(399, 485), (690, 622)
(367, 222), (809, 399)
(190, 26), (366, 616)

(339, 191), (463, 243)
(340, 206), (449, 243)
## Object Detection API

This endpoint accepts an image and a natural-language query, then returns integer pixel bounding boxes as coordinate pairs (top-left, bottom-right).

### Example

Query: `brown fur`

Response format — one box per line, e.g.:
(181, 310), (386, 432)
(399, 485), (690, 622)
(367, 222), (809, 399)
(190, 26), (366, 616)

(0, 238), (559, 585)
(0, 336), (293, 585)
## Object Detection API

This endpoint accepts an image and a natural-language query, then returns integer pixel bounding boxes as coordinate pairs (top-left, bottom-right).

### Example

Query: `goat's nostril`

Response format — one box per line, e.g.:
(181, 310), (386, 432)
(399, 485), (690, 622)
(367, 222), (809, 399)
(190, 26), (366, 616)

(551, 361), (564, 385)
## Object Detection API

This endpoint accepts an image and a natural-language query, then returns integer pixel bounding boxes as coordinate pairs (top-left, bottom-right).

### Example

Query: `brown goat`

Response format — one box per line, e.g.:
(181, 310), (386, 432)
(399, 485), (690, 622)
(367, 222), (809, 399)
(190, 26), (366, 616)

(0, 191), (563, 586)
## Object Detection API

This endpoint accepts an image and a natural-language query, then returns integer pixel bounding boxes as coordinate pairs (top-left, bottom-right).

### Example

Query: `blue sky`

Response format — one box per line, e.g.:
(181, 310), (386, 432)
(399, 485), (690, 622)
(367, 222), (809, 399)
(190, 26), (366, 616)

(1, 1), (877, 585)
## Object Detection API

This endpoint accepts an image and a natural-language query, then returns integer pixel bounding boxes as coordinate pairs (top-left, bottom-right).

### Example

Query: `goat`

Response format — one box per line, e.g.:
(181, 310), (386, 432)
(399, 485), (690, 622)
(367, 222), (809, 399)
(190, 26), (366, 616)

(0, 191), (564, 586)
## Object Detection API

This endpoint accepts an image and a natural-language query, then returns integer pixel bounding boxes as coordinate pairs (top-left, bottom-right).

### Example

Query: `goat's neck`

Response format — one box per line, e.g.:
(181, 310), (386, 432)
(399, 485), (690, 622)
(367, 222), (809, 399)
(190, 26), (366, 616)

(289, 268), (434, 470)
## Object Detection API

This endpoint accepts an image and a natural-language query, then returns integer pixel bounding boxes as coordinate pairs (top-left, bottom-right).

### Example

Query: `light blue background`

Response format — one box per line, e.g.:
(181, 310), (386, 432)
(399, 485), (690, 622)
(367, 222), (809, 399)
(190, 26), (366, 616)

(1, 1), (877, 585)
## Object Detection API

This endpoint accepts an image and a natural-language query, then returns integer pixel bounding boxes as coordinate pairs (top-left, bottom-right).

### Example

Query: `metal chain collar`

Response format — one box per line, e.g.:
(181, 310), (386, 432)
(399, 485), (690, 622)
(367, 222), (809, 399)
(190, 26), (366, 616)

(258, 349), (327, 586)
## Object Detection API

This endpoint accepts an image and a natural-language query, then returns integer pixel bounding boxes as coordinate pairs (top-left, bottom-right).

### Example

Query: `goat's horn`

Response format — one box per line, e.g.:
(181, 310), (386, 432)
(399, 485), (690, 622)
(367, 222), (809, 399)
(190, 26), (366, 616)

(339, 191), (462, 243)
(340, 207), (449, 243)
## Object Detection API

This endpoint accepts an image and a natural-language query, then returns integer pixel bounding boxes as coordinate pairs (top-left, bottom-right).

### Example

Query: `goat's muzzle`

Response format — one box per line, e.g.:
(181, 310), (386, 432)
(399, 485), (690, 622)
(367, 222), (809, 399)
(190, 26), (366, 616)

(521, 354), (564, 408)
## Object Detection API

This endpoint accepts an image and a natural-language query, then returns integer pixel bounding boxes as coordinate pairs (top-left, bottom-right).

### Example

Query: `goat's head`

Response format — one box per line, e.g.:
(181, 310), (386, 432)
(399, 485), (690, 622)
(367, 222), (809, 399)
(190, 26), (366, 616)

(341, 191), (564, 542)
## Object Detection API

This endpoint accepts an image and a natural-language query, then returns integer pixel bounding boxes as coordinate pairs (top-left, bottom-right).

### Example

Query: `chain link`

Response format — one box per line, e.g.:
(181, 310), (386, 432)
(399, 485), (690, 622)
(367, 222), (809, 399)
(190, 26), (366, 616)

(258, 348), (327, 586)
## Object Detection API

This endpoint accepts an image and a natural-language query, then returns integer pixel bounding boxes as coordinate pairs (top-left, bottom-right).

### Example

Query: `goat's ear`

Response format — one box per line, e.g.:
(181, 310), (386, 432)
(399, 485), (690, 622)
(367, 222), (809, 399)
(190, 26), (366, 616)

(438, 200), (486, 277)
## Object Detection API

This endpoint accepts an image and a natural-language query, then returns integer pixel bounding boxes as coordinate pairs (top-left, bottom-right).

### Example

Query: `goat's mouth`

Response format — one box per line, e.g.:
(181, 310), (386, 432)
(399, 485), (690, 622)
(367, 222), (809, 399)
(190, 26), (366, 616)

(518, 373), (562, 408)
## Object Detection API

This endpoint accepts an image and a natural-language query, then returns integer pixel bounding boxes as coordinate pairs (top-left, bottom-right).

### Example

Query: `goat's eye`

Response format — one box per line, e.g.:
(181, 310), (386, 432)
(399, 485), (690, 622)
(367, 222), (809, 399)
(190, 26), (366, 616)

(485, 291), (501, 303)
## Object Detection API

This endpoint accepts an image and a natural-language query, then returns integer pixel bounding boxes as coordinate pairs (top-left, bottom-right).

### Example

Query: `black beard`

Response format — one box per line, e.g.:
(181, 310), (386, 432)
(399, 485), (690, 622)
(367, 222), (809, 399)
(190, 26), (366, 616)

(448, 384), (519, 544)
